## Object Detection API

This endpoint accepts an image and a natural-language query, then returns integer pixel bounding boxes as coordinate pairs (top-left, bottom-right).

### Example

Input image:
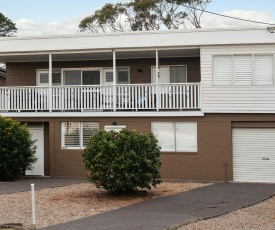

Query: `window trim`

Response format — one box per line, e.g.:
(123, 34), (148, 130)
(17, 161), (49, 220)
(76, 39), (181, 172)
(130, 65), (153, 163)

(151, 65), (188, 84)
(36, 69), (62, 86)
(62, 67), (103, 86)
(103, 66), (130, 85)
(61, 122), (99, 149)
(151, 121), (197, 153)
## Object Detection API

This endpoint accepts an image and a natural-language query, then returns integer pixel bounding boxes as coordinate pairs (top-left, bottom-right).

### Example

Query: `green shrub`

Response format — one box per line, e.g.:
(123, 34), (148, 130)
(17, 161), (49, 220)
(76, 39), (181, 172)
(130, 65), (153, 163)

(0, 117), (37, 180)
(82, 128), (162, 194)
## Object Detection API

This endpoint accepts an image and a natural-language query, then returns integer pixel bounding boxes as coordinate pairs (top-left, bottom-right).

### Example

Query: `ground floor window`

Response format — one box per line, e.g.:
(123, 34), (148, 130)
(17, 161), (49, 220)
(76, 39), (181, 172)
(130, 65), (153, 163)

(152, 122), (197, 152)
(61, 122), (99, 149)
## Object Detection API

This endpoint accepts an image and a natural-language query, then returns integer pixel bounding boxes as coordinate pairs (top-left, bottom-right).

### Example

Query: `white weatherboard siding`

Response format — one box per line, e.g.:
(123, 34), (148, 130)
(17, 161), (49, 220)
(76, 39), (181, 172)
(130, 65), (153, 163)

(233, 128), (275, 183)
(201, 45), (275, 113)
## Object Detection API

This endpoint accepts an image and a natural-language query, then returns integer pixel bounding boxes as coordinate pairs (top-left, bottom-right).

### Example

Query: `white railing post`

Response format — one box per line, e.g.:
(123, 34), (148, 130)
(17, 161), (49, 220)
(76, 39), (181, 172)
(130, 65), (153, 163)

(156, 50), (159, 111)
(113, 50), (117, 111)
(48, 53), (52, 112)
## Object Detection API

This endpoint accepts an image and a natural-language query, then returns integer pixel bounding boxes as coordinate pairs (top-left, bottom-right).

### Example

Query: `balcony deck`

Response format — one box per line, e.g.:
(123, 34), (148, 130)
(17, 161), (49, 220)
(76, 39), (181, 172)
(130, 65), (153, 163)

(0, 83), (201, 114)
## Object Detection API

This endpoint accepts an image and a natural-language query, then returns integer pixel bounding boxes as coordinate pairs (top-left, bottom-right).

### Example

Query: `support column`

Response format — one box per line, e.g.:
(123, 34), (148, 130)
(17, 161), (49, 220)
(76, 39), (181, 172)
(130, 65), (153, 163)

(113, 50), (117, 111)
(48, 54), (52, 112)
(156, 50), (159, 111)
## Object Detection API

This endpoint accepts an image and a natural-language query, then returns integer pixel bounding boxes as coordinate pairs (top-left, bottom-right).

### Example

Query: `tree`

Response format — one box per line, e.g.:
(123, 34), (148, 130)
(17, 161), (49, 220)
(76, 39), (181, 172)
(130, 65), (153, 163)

(0, 117), (37, 180)
(0, 13), (17, 37)
(82, 128), (162, 194)
(79, 0), (211, 32)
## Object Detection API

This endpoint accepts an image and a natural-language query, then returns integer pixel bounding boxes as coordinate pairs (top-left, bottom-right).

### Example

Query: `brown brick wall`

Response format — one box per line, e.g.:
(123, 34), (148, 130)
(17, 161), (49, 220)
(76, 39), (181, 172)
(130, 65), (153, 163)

(15, 114), (275, 181)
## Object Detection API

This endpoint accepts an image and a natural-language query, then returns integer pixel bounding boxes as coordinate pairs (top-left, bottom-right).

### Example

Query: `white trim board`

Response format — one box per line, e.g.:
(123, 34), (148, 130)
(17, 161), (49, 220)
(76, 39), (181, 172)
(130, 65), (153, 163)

(0, 111), (204, 118)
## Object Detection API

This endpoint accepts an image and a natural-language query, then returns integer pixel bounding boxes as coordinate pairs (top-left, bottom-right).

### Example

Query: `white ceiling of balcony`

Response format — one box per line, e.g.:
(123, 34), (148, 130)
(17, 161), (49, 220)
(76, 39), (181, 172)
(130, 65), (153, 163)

(0, 48), (200, 63)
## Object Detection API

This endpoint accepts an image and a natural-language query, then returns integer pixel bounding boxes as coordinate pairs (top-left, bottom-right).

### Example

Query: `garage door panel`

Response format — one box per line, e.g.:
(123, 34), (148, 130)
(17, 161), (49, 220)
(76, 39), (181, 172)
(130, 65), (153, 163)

(233, 128), (275, 183)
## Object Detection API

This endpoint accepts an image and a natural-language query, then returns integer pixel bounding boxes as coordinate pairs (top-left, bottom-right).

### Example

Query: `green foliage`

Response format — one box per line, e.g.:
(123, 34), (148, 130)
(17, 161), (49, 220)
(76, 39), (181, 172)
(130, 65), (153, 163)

(82, 128), (162, 194)
(0, 13), (17, 37)
(79, 0), (211, 32)
(0, 117), (37, 180)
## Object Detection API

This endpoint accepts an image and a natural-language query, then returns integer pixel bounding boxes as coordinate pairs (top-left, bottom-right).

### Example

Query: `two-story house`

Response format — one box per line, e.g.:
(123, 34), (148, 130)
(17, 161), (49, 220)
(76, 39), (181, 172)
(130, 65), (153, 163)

(0, 27), (274, 182)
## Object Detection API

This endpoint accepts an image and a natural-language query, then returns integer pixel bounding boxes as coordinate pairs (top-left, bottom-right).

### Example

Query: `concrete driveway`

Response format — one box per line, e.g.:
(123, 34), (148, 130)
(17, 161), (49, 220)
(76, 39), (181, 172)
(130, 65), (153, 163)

(41, 182), (275, 230)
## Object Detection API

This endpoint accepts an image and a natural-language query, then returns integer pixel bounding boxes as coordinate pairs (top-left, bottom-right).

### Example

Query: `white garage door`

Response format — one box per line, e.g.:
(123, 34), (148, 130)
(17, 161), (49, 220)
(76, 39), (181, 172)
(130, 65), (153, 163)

(233, 128), (275, 183)
(25, 127), (44, 176)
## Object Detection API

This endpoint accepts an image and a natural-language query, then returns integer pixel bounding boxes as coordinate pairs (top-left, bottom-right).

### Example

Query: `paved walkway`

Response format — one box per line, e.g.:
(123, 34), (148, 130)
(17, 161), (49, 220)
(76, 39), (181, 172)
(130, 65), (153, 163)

(42, 182), (275, 230)
(0, 177), (87, 194)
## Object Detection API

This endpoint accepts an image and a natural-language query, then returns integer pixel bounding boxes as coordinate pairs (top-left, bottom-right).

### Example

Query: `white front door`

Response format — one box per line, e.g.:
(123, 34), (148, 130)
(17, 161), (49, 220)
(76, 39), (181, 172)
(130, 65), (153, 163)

(25, 127), (44, 176)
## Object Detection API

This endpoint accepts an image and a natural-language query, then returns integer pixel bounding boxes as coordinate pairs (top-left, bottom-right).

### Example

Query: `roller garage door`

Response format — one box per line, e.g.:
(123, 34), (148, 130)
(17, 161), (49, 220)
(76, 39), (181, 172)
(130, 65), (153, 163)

(233, 128), (275, 183)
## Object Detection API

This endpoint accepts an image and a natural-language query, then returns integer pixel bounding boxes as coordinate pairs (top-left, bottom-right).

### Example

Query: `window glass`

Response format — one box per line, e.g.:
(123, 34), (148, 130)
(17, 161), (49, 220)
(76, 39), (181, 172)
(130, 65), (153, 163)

(64, 70), (81, 85)
(83, 71), (100, 85)
(170, 66), (186, 83)
(62, 122), (99, 149)
(152, 122), (175, 151)
(63, 122), (80, 148)
(152, 122), (197, 152)
(37, 70), (61, 86)
(104, 68), (129, 84)
(175, 123), (197, 151)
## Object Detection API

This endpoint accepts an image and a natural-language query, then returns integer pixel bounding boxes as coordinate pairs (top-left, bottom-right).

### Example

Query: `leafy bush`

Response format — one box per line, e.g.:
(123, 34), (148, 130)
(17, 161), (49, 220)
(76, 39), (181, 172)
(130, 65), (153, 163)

(82, 128), (162, 194)
(0, 117), (37, 180)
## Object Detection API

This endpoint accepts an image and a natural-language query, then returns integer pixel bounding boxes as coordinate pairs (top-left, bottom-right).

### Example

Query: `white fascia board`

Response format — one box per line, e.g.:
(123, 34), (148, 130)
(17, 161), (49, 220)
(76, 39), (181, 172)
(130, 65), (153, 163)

(0, 111), (204, 118)
(0, 27), (274, 55)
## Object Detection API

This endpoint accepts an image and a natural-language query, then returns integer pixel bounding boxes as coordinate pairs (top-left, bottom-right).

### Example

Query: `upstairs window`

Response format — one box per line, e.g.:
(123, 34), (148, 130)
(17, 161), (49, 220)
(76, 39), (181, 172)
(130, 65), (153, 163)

(214, 54), (274, 86)
(63, 69), (101, 86)
(151, 65), (187, 83)
(104, 67), (130, 85)
(37, 70), (61, 86)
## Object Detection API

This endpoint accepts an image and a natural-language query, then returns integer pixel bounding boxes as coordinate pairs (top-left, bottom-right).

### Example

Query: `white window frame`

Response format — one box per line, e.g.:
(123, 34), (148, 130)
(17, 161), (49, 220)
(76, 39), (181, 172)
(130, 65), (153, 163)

(36, 69), (62, 86)
(152, 122), (197, 152)
(103, 67), (130, 85)
(61, 122), (99, 149)
(213, 54), (275, 86)
(62, 67), (103, 86)
(151, 65), (188, 83)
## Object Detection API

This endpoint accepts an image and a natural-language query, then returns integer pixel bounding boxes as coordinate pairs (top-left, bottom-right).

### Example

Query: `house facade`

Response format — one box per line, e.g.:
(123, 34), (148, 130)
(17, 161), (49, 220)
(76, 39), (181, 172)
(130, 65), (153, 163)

(0, 27), (274, 182)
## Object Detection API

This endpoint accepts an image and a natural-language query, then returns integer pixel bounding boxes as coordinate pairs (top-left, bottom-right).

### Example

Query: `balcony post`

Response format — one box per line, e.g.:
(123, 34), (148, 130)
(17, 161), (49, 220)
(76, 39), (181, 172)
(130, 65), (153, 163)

(48, 53), (52, 112)
(156, 50), (159, 111)
(113, 50), (117, 111)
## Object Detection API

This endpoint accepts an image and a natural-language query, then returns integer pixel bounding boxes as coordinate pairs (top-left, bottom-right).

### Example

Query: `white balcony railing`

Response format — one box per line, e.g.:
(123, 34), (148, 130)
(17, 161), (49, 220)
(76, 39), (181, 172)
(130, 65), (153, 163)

(0, 83), (201, 112)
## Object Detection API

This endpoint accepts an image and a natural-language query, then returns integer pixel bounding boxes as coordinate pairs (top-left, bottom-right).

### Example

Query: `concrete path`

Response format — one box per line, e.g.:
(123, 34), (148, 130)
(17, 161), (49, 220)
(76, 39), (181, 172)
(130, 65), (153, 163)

(0, 177), (87, 194)
(42, 182), (275, 230)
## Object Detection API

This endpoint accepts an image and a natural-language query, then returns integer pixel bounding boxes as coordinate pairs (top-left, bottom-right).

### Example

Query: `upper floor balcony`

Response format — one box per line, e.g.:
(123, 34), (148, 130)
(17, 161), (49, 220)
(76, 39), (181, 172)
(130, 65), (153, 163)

(0, 83), (201, 113)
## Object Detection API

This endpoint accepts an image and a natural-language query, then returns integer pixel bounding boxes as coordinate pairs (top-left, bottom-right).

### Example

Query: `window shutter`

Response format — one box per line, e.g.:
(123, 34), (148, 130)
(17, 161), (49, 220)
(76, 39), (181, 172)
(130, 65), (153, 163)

(254, 55), (273, 85)
(175, 122), (197, 152)
(152, 122), (175, 151)
(117, 69), (129, 84)
(234, 55), (252, 85)
(39, 73), (49, 85)
(214, 56), (233, 85)
(63, 122), (80, 148)
(82, 122), (99, 147)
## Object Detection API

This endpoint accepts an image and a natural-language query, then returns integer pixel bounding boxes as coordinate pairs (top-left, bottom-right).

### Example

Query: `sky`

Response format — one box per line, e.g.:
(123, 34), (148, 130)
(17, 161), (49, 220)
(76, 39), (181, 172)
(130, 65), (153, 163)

(0, 0), (275, 36)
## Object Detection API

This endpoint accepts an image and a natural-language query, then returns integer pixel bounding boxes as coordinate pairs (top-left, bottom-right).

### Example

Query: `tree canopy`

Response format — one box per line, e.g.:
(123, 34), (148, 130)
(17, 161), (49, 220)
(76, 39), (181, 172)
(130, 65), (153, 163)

(79, 0), (211, 33)
(0, 13), (17, 37)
